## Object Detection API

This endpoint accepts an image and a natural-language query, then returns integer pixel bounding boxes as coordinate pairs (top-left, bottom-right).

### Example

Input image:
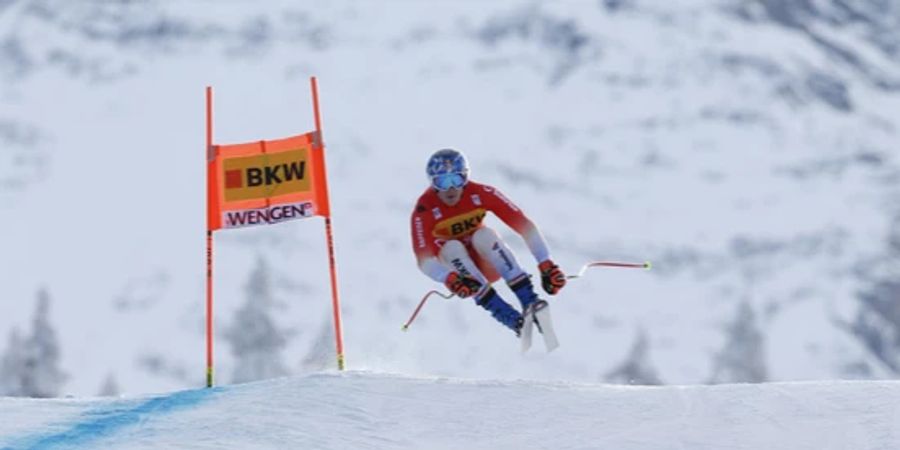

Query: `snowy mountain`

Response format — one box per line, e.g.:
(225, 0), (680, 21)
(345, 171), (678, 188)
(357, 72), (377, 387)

(1, 0), (899, 396)
(2, 371), (900, 449)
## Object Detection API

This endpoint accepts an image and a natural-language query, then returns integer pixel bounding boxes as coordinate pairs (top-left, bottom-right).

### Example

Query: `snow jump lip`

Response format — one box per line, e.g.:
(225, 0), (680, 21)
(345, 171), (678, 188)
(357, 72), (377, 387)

(4, 387), (222, 450)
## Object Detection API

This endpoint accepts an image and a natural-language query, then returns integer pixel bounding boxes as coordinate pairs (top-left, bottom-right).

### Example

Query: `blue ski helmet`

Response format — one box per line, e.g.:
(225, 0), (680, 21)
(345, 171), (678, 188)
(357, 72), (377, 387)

(426, 148), (469, 191)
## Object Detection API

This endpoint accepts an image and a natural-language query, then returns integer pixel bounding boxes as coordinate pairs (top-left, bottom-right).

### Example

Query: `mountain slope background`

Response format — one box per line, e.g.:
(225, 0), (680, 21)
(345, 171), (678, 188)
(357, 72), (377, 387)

(1, 0), (899, 396)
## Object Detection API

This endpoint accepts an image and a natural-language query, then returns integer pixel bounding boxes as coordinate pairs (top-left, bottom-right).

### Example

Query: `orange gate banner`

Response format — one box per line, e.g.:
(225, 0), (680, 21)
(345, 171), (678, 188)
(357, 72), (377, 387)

(207, 131), (331, 231)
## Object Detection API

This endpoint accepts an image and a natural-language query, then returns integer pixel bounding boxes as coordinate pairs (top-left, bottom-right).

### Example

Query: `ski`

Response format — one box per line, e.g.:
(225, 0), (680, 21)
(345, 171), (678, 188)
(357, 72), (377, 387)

(520, 300), (558, 353)
(520, 306), (536, 352)
(533, 303), (559, 352)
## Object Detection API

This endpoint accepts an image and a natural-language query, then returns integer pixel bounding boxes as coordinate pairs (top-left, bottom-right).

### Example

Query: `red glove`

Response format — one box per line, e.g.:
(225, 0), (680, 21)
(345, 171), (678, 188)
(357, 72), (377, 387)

(539, 260), (566, 295)
(445, 272), (483, 298)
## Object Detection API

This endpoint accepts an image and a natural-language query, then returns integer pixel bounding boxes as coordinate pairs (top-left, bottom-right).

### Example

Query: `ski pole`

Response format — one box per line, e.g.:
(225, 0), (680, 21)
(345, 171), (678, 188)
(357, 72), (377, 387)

(404, 261), (651, 330)
(567, 261), (652, 279)
(402, 290), (455, 331)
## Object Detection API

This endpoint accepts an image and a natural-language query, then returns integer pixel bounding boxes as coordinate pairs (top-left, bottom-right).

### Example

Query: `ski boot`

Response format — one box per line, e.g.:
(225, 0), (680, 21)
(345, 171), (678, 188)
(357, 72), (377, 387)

(475, 287), (522, 335)
(509, 275), (542, 311)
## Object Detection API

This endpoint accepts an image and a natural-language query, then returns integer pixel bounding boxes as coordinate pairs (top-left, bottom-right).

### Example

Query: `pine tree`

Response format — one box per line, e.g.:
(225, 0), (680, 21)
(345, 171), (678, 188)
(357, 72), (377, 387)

(852, 279), (900, 374)
(98, 373), (120, 397)
(847, 214), (900, 375)
(299, 313), (336, 372)
(604, 328), (663, 385)
(20, 288), (68, 397)
(709, 301), (768, 384)
(1, 289), (68, 397)
(0, 328), (26, 396)
(224, 256), (291, 384)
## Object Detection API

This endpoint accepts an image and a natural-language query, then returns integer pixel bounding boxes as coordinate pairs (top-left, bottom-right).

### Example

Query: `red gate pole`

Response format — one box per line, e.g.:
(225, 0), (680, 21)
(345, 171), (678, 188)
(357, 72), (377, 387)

(205, 86), (216, 387)
(310, 77), (346, 370)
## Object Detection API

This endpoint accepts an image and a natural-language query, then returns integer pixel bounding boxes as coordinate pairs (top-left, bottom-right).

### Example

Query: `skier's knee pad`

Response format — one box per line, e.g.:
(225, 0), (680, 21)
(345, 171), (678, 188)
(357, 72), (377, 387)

(439, 240), (470, 269)
(440, 239), (467, 257)
(471, 227), (499, 252)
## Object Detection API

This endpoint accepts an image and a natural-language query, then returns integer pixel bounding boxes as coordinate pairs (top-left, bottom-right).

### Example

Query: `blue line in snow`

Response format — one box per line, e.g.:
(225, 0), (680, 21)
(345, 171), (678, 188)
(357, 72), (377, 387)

(4, 387), (222, 450)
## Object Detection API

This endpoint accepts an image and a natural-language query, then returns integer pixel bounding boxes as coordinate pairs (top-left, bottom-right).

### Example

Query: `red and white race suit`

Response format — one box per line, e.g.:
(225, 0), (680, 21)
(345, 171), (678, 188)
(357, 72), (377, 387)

(410, 181), (550, 286)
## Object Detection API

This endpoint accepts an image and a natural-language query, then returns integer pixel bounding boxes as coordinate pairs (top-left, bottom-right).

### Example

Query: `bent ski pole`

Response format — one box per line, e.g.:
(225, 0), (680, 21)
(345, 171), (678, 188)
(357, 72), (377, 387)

(402, 290), (455, 331)
(567, 261), (652, 279)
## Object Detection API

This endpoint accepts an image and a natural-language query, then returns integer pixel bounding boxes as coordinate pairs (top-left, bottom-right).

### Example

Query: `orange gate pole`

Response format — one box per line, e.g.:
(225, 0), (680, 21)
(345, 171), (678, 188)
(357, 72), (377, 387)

(310, 77), (346, 370)
(205, 86), (215, 387)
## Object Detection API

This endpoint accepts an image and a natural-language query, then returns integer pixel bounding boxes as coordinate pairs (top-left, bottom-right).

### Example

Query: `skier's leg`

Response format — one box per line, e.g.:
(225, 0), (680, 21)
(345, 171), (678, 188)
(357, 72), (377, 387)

(471, 251), (503, 285)
(439, 239), (489, 286)
(471, 227), (541, 310)
(439, 239), (522, 334)
(471, 227), (527, 282)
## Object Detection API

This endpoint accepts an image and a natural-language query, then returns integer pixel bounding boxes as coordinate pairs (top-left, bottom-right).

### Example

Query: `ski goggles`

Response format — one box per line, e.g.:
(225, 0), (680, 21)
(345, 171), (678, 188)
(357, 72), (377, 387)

(431, 172), (468, 191)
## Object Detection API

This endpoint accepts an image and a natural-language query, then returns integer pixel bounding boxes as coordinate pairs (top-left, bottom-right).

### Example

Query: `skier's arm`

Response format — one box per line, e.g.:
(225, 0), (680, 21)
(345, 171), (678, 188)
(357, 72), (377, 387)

(411, 211), (452, 283)
(481, 185), (551, 263)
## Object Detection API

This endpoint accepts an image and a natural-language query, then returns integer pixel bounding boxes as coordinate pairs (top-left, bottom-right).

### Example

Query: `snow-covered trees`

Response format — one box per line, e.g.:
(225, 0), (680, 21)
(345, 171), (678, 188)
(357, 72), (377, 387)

(604, 328), (663, 385)
(0, 288), (67, 397)
(846, 214), (900, 376)
(299, 315), (336, 372)
(851, 280), (900, 375)
(224, 257), (292, 384)
(0, 328), (27, 396)
(98, 373), (120, 397)
(709, 301), (768, 384)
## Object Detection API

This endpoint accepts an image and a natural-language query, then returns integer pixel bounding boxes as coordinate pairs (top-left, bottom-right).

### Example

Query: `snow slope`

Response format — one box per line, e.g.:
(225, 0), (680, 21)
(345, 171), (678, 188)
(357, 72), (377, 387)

(2, 372), (900, 450)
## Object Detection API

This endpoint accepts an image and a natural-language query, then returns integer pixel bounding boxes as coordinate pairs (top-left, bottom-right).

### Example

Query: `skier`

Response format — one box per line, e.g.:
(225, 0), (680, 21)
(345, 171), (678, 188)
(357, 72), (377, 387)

(409, 148), (567, 337)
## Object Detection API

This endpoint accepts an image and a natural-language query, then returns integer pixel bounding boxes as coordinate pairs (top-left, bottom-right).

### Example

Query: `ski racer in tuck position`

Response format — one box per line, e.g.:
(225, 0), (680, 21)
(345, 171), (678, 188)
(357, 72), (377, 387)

(409, 148), (567, 339)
